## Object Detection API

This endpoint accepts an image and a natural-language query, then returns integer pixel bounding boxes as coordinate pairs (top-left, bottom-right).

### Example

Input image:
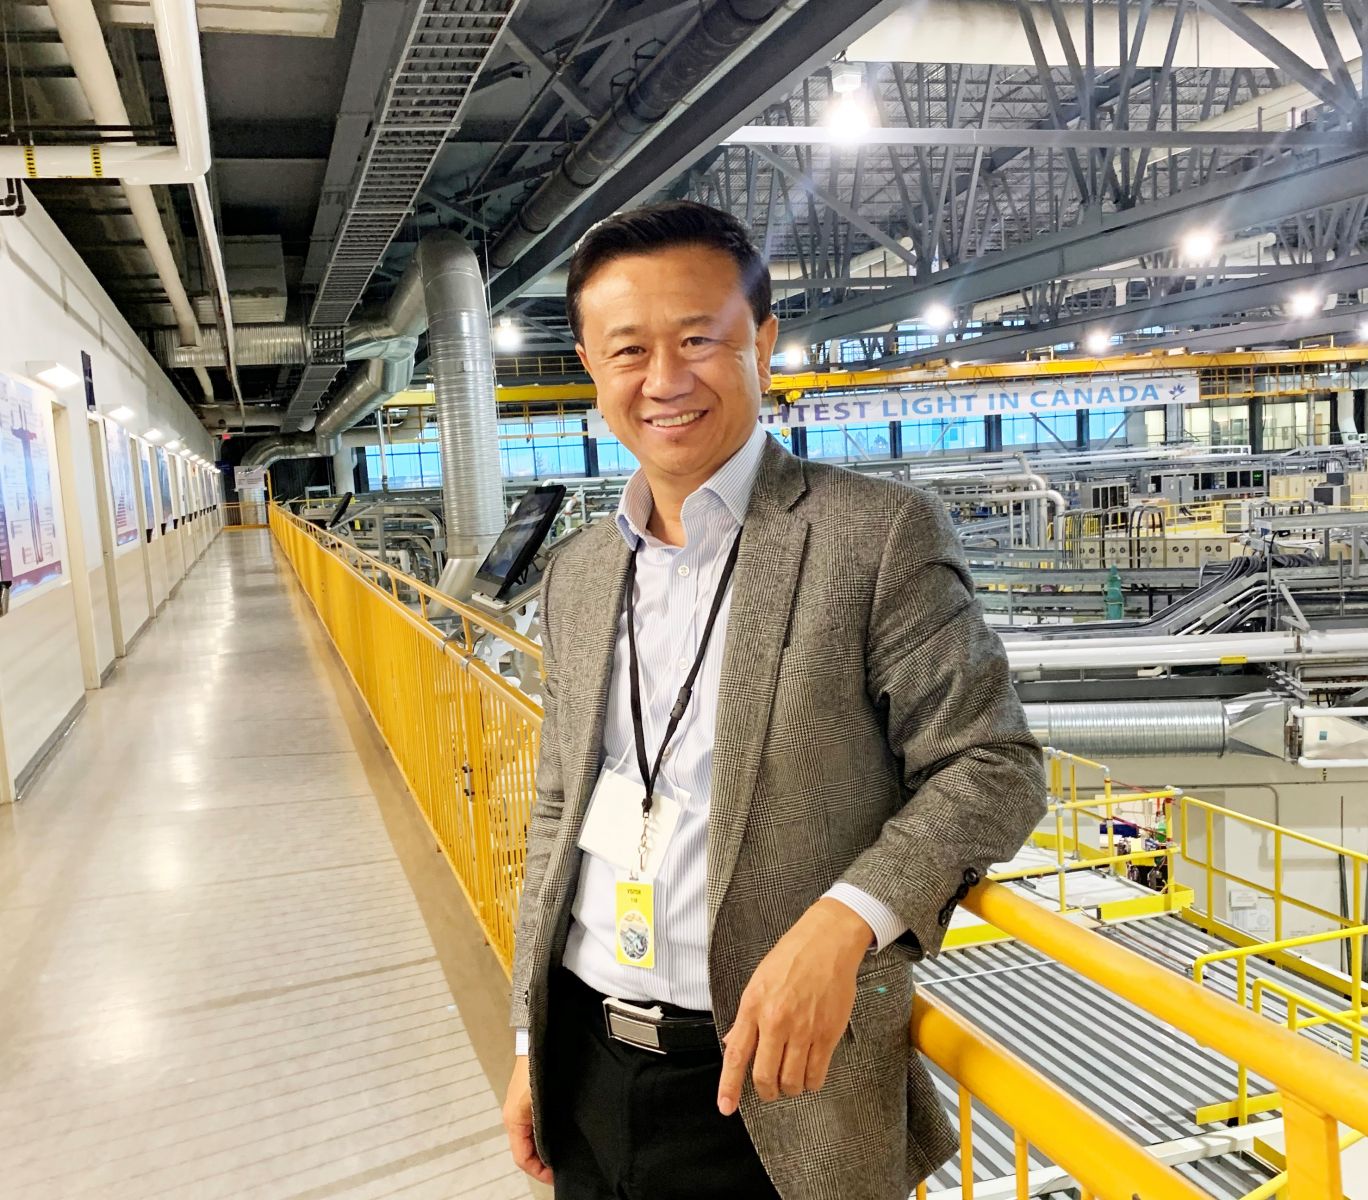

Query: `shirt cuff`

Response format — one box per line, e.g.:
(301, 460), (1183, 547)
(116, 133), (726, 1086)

(515, 1028), (529, 1057)
(824, 883), (908, 953)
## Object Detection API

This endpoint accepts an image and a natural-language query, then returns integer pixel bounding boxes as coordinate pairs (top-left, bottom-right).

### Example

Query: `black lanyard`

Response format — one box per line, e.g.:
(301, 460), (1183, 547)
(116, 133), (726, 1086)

(624, 529), (743, 817)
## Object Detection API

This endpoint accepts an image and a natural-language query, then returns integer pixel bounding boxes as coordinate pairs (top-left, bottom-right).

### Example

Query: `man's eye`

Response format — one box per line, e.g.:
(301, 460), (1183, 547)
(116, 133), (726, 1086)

(684, 336), (714, 347)
(612, 345), (644, 358)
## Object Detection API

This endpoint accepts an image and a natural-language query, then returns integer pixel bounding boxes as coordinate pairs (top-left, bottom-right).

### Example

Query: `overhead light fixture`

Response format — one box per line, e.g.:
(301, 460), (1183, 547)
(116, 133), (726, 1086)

(1085, 330), (1111, 356)
(493, 316), (523, 352)
(782, 344), (804, 370)
(830, 62), (864, 95)
(27, 360), (80, 390)
(949, 359), (962, 368)
(144, 428), (164, 442)
(165, 439), (182, 451)
(922, 301), (953, 331)
(1288, 290), (1320, 318)
(107, 405), (134, 423)
(825, 92), (873, 143)
(1180, 229), (1217, 262)
(1358, 319), (1368, 343)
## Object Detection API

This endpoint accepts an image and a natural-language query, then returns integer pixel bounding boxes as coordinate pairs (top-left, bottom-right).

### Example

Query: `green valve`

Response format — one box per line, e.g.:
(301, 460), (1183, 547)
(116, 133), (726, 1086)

(1104, 566), (1125, 621)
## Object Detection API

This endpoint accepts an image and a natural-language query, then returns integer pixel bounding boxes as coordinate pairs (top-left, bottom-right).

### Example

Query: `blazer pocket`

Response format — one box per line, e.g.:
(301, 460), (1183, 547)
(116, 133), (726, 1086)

(849, 957), (914, 1053)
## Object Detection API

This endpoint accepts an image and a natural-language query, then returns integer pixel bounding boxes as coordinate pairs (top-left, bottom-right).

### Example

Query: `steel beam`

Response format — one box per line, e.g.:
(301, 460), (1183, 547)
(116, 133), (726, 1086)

(873, 256), (1368, 367)
(487, 0), (907, 310)
(748, 146), (915, 266)
(721, 125), (1363, 149)
(1193, 0), (1355, 111)
(780, 149), (1368, 345)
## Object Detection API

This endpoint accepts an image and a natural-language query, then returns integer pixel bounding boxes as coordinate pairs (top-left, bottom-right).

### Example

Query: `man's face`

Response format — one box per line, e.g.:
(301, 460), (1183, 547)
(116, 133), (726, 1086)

(575, 244), (779, 489)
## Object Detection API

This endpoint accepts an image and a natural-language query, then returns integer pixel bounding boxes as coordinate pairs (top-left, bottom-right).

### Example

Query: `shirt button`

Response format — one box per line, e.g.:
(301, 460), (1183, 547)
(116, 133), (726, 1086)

(678, 658), (688, 670)
(677, 564), (690, 577)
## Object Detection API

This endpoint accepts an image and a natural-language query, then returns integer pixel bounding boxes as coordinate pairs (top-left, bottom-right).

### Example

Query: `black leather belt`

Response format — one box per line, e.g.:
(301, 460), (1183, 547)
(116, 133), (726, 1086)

(558, 968), (718, 1055)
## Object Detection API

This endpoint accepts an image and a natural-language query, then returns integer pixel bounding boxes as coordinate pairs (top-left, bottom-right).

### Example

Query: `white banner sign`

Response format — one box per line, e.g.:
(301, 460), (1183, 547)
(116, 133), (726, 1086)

(758, 373), (1201, 428)
(234, 466), (267, 491)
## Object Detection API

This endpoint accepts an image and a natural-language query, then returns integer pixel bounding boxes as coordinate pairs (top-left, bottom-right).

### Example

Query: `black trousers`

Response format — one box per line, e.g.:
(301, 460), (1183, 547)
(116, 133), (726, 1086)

(544, 968), (783, 1200)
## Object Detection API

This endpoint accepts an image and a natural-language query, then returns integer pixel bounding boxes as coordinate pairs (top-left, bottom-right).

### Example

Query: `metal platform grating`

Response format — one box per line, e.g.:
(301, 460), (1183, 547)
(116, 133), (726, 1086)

(914, 911), (1358, 1195)
(281, 0), (514, 430)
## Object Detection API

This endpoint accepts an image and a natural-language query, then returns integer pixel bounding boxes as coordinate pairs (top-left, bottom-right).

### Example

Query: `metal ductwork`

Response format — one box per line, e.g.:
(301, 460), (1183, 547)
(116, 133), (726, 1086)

(158, 324), (309, 368)
(240, 434), (330, 470)
(488, 0), (788, 271)
(315, 357), (415, 441)
(420, 232), (505, 595)
(1025, 696), (1289, 759)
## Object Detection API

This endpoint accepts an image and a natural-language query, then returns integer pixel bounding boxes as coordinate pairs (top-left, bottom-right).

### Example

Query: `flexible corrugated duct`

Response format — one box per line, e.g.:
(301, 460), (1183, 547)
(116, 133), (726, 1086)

(240, 434), (329, 470)
(419, 231), (504, 593)
(315, 357), (416, 442)
(1026, 701), (1229, 757)
(1025, 696), (1289, 759)
(158, 324), (309, 368)
(488, 0), (788, 270)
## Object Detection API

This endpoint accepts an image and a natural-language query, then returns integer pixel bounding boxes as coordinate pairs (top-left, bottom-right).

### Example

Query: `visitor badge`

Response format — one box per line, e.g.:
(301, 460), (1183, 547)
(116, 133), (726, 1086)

(577, 764), (682, 877)
(615, 876), (656, 969)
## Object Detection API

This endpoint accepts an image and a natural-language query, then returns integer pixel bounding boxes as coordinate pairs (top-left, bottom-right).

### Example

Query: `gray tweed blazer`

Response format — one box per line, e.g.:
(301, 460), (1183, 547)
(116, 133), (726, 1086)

(510, 435), (1045, 1199)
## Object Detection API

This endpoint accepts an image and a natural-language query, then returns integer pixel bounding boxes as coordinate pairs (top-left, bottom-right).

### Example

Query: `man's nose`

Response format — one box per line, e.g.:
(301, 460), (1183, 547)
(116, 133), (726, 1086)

(642, 346), (693, 402)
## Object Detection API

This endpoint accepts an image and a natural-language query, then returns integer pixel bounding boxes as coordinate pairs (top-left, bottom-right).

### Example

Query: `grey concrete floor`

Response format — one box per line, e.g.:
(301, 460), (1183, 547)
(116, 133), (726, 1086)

(0, 530), (533, 1199)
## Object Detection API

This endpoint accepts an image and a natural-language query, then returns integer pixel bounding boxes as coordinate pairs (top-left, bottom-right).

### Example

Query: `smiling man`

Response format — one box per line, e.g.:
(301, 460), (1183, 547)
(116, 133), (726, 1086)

(503, 201), (1045, 1200)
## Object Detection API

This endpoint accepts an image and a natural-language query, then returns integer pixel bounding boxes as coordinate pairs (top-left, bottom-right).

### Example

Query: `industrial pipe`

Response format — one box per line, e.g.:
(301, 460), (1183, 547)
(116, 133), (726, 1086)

(240, 434), (329, 470)
(1, 0), (210, 185)
(489, 0), (789, 270)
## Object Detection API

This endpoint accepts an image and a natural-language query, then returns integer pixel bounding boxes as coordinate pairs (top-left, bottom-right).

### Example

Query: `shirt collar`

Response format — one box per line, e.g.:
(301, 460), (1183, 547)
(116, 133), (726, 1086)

(615, 422), (767, 547)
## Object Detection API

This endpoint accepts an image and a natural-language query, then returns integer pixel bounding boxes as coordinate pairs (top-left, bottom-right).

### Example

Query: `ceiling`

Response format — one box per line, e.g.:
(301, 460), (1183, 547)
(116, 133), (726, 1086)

(3, 0), (1367, 436)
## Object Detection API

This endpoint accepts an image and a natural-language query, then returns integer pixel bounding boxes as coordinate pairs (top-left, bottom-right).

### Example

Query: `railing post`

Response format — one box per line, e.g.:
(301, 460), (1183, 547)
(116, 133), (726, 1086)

(1283, 1093), (1343, 1200)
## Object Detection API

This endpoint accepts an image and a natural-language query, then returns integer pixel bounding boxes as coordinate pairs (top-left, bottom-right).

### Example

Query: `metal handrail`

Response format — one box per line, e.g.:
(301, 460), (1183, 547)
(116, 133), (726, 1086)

(270, 502), (543, 663)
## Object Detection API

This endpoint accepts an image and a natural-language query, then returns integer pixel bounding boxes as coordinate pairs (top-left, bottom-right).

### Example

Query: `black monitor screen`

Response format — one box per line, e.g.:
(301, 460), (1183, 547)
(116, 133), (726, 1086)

(474, 484), (566, 600)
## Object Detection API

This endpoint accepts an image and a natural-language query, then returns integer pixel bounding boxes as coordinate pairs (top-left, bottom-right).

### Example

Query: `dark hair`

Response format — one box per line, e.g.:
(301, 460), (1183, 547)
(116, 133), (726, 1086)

(565, 200), (771, 343)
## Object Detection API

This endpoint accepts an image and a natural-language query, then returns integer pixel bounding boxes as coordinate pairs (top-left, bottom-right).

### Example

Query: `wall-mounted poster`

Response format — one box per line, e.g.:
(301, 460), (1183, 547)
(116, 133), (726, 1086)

(155, 446), (172, 522)
(103, 419), (139, 547)
(0, 370), (64, 594)
(139, 447), (155, 533)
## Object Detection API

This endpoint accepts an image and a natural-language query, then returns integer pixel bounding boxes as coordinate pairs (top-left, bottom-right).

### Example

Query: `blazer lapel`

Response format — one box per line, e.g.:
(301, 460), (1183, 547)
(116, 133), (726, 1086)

(558, 523), (631, 825)
(706, 439), (809, 934)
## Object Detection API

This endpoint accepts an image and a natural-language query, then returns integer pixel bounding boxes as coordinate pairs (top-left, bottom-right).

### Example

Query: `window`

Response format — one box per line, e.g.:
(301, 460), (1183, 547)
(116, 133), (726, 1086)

(806, 422), (893, 461)
(1003, 412), (1079, 450)
(1088, 409), (1128, 447)
(595, 437), (638, 476)
(901, 418), (984, 453)
(1209, 403), (1251, 447)
(363, 428), (443, 489)
(500, 418), (587, 479)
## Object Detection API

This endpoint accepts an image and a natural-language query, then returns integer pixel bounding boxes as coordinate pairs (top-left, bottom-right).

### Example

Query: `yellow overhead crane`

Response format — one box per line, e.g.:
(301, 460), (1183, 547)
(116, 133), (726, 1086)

(384, 344), (1368, 415)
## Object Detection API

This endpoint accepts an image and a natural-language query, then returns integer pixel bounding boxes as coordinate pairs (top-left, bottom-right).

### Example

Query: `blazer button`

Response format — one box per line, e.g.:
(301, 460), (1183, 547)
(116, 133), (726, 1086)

(955, 883), (970, 900)
(964, 867), (981, 886)
(937, 903), (954, 927)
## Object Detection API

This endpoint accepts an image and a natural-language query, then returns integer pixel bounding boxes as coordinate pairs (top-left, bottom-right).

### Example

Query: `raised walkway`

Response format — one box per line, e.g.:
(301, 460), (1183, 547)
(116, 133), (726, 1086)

(0, 530), (530, 1200)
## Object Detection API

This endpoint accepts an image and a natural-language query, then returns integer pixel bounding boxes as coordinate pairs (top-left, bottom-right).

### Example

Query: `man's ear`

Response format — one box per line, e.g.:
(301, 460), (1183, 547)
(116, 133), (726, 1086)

(755, 314), (780, 393)
(575, 342), (591, 377)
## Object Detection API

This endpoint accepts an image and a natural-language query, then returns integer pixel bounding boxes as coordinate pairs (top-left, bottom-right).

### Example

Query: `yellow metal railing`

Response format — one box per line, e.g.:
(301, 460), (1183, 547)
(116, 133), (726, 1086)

(222, 500), (269, 528)
(270, 503), (542, 969)
(272, 519), (1368, 1197)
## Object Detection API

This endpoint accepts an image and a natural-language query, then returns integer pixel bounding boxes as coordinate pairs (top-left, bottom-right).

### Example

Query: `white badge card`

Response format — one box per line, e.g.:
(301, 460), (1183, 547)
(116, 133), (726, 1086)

(577, 765), (682, 877)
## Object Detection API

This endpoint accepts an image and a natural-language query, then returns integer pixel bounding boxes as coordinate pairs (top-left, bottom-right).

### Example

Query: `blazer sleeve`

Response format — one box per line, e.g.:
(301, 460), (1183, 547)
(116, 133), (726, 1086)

(837, 488), (1046, 959)
(510, 551), (565, 1027)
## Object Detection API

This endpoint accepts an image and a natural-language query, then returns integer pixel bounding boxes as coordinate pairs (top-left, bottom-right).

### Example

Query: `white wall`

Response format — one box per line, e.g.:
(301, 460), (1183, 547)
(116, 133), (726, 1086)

(0, 192), (218, 797)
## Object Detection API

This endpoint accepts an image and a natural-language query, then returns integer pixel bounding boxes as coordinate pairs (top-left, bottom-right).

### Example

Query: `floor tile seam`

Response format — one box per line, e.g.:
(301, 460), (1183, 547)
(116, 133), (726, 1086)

(26, 918), (437, 988)
(16, 940), (442, 1023)
(0, 1036), (466, 1137)
(266, 1127), (510, 1200)
(333, 1136), (521, 1200)
(95, 793), (382, 815)
(56, 858), (398, 899)
(8, 978), (461, 1072)
(0, 1015), (477, 1112)
(5, 1053), (488, 1158)
(13, 1064), (497, 1189)
(87, 1085), (499, 1200)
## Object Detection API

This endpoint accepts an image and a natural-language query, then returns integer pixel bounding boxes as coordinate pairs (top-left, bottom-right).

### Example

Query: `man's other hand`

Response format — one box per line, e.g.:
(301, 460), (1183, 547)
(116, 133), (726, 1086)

(503, 1055), (553, 1184)
(717, 899), (872, 1115)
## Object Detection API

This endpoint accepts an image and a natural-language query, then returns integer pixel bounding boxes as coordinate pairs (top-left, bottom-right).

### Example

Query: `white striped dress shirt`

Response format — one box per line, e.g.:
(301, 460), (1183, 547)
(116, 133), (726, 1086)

(546, 426), (906, 1026)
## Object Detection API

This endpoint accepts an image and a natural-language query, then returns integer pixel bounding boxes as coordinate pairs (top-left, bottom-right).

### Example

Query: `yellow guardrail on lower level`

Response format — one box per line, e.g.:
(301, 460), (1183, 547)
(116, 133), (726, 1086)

(271, 511), (1365, 1198)
(222, 500), (270, 528)
(270, 503), (541, 969)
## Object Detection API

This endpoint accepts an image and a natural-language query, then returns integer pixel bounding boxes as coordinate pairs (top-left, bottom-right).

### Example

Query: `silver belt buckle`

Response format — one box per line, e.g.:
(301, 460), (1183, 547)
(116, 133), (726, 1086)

(603, 996), (667, 1054)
